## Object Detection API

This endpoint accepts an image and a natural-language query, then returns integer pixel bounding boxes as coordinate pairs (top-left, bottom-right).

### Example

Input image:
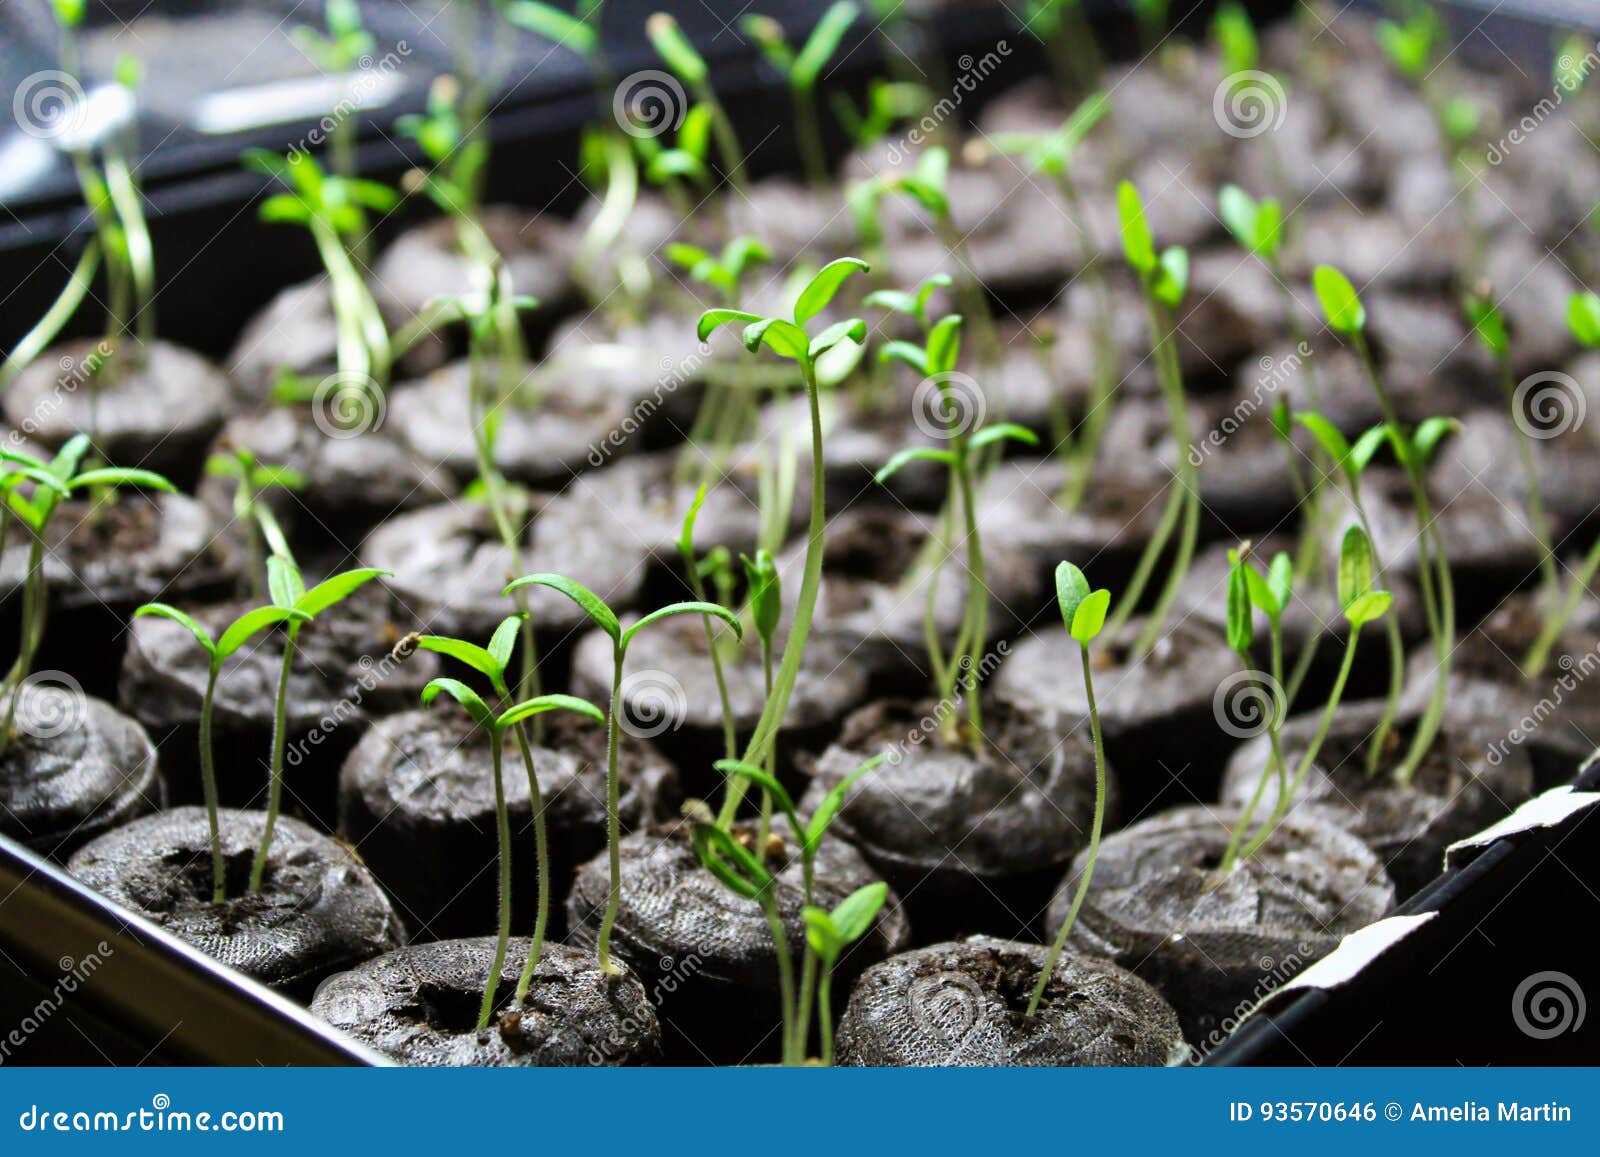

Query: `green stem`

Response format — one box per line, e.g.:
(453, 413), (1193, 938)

(795, 944), (818, 1063)
(686, 562), (738, 768)
(1525, 535), (1600, 678)
(1499, 354), (1557, 595)
(1027, 645), (1106, 1017)
(248, 622), (298, 893)
(0, 243), (100, 391)
(817, 967), (836, 1065)
(739, 359), (827, 771)
(954, 450), (986, 746)
(512, 724), (551, 1004)
(765, 899), (798, 1065)
(478, 728), (513, 1031)
(1241, 627), (1360, 859)
(200, 661), (226, 904)
(794, 82), (828, 189)
(596, 648), (625, 975)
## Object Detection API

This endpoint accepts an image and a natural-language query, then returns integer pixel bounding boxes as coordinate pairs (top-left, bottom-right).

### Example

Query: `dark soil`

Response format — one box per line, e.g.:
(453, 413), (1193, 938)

(0, 696), (159, 859)
(1049, 803), (1394, 1045)
(338, 708), (678, 940)
(565, 819), (909, 1064)
(835, 935), (1186, 1066)
(803, 695), (1108, 940)
(310, 938), (661, 1066)
(68, 806), (405, 998)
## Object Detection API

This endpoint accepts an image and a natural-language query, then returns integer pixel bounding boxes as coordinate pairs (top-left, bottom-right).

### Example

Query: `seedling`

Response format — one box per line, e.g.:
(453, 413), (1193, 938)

(1018, 0), (1106, 91)
(130, 601), (312, 904)
(631, 102), (715, 211)
(875, 312), (1040, 749)
(853, 150), (998, 368)
(647, 13), (744, 188)
(731, 548), (784, 836)
(831, 79), (931, 152)
(502, 575), (741, 975)
(204, 448), (307, 600)
(1102, 181), (1199, 655)
(988, 93), (1117, 509)
(250, 555), (388, 892)
(677, 488), (739, 764)
(1294, 410), (1408, 774)
(742, 3), (860, 187)
(40, 4), (154, 391)
(1232, 526), (1393, 859)
(692, 752), (886, 1064)
(0, 437), (174, 752)
(416, 618), (605, 1028)
(802, 883), (888, 1065)
(245, 149), (398, 402)
(1524, 292), (1600, 676)
(1314, 265), (1456, 785)
(290, 0), (376, 254)
(1027, 562), (1112, 1016)
(1464, 292), (1557, 594)
(697, 257), (870, 775)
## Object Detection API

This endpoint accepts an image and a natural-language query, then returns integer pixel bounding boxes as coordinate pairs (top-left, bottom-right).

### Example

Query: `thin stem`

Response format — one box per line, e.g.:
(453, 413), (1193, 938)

(200, 661), (226, 904)
(596, 648), (625, 975)
(794, 82), (828, 188)
(739, 359), (826, 770)
(817, 966), (836, 1065)
(1242, 627), (1360, 859)
(0, 243), (100, 391)
(512, 723), (551, 1004)
(765, 899), (798, 1065)
(1027, 645), (1106, 1017)
(795, 944), (818, 1064)
(248, 623), (299, 893)
(1, 535), (48, 754)
(686, 562), (738, 767)
(953, 449), (986, 746)
(478, 728), (513, 1031)
(1525, 535), (1600, 678)
(1498, 353), (1557, 595)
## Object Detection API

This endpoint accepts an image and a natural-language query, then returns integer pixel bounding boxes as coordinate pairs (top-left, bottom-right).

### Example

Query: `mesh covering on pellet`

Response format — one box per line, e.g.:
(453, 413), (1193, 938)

(836, 936), (1187, 1066)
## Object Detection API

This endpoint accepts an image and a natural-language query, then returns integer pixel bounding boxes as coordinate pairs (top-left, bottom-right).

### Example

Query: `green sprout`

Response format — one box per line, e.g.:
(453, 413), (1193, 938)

(1464, 292), (1556, 595)
(697, 257), (871, 775)
(988, 93), (1116, 509)
(1232, 526), (1393, 860)
(647, 12), (744, 188)
(204, 449), (307, 601)
(245, 149), (398, 402)
(130, 601), (312, 904)
(576, 126), (651, 309)
(248, 555), (389, 892)
(743, 2), (860, 187)
(1294, 410), (1408, 774)
(290, 0), (376, 249)
(875, 312), (1039, 749)
(0, 241), (101, 394)
(802, 882), (888, 1065)
(1018, 0), (1105, 91)
(1102, 181), (1198, 655)
(1314, 265), (1455, 786)
(831, 79), (931, 152)
(45, 2), (154, 387)
(416, 618), (606, 1029)
(677, 488), (739, 765)
(1027, 562), (1111, 1017)
(1524, 292), (1600, 676)
(0, 437), (174, 751)
(692, 752), (886, 1064)
(632, 102), (716, 210)
(502, 575), (741, 975)
(725, 548), (783, 835)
